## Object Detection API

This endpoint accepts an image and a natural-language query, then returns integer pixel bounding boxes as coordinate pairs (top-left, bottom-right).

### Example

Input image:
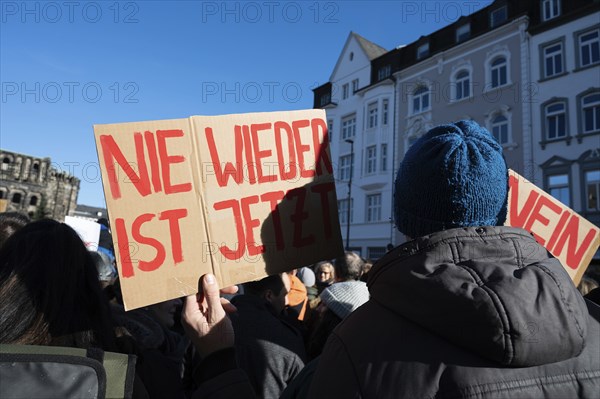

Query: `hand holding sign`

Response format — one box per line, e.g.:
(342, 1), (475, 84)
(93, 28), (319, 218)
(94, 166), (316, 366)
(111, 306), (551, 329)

(94, 110), (343, 310)
(182, 274), (236, 358)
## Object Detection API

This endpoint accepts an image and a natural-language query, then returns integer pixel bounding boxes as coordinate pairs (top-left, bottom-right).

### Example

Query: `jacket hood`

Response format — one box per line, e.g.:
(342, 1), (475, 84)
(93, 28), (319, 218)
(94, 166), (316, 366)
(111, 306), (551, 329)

(368, 226), (588, 367)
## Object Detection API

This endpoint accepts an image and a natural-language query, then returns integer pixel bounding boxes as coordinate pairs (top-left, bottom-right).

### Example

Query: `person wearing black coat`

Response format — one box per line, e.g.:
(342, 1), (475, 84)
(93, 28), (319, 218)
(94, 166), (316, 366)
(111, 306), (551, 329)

(309, 120), (600, 398)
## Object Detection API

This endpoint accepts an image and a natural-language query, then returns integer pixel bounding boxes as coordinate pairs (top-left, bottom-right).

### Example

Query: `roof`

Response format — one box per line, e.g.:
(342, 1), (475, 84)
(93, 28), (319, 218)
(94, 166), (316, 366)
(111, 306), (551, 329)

(74, 204), (108, 219)
(328, 31), (387, 82)
(353, 32), (387, 60)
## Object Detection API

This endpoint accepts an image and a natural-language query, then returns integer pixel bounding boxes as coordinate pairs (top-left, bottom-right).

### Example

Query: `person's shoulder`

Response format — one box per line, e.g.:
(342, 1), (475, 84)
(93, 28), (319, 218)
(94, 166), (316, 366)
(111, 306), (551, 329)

(332, 300), (391, 341)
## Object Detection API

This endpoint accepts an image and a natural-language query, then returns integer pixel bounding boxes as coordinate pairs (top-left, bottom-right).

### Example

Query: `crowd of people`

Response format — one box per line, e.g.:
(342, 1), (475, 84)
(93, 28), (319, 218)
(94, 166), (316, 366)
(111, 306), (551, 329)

(1, 120), (599, 398)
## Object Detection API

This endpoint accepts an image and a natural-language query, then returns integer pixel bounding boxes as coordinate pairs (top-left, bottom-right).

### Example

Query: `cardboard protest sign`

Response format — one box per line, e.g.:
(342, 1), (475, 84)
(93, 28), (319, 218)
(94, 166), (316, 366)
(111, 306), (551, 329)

(94, 110), (343, 310)
(0, 199), (7, 213)
(507, 170), (600, 285)
(65, 216), (101, 251)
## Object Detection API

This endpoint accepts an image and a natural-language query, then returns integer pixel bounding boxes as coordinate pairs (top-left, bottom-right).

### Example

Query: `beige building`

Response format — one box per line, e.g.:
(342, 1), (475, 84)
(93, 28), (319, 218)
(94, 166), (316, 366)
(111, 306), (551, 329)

(0, 149), (79, 220)
(528, 1), (600, 228)
(313, 0), (600, 250)
(394, 14), (531, 178)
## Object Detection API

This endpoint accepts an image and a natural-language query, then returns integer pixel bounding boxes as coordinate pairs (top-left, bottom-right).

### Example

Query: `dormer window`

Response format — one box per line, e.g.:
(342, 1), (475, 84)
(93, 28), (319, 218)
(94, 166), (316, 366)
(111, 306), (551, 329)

(490, 6), (507, 28)
(378, 65), (391, 80)
(456, 24), (470, 43)
(320, 93), (331, 107)
(417, 43), (429, 60)
(542, 0), (560, 21)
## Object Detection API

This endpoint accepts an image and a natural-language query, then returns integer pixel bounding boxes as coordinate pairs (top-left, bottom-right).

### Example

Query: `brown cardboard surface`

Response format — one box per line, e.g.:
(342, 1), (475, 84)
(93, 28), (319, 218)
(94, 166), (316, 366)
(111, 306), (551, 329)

(507, 170), (600, 285)
(94, 110), (343, 310)
(94, 118), (211, 310)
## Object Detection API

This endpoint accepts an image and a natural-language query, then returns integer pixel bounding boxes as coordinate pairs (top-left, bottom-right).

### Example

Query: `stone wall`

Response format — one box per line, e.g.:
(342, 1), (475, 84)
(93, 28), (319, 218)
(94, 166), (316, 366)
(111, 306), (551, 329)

(0, 150), (80, 221)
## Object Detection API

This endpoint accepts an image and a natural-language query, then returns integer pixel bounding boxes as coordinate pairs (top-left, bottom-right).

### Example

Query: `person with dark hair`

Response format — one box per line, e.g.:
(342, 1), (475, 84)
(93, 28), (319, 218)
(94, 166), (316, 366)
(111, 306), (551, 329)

(333, 251), (363, 282)
(281, 281), (369, 399)
(230, 273), (306, 399)
(0, 220), (256, 398)
(0, 211), (30, 247)
(0, 219), (117, 351)
(111, 297), (188, 399)
(309, 120), (600, 398)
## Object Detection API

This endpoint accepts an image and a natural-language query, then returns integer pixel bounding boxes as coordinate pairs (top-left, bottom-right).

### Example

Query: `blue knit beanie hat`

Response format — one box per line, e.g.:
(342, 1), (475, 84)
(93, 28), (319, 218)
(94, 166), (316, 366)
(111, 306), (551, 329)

(394, 120), (508, 238)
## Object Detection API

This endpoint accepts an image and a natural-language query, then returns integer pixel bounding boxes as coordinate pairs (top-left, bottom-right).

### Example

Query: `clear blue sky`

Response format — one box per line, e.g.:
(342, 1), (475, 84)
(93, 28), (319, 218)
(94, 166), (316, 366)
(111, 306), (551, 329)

(1, 0), (493, 207)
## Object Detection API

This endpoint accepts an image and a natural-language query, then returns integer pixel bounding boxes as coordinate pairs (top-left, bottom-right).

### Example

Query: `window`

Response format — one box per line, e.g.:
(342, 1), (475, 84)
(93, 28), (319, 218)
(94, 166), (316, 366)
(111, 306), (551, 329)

(417, 43), (429, 60)
(455, 70), (470, 101)
(341, 115), (356, 140)
(11, 193), (22, 204)
(585, 170), (600, 211)
(378, 65), (391, 80)
(582, 92), (600, 133)
(365, 146), (377, 174)
(366, 194), (382, 222)
(339, 154), (354, 180)
(367, 247), (386, 260)
(29, 196), (38, 206)
(327, 119), (334, 142)
(543, 42), (564, 78)
(342, 84), (349, 100)
(491, 57), (508, 88)
(490, 6), (507, 28)
(338, 198), (354, 224)
(544, 101), (567, 140)
(320, 93), (331, 107)
(578, 28), (600, 67)
(412, 86), (430, 113)
(492, 115), (509, 144)
(380, 143), (388, 171)
(456, 24), (470, 43)
(368, 103), (378, 129)
(352, 79), (359, 94)
(1, 157), (10, 171)
(382, 99), (389, 125)
(547, 174), (570, 206)
(542, 0), (560, 21)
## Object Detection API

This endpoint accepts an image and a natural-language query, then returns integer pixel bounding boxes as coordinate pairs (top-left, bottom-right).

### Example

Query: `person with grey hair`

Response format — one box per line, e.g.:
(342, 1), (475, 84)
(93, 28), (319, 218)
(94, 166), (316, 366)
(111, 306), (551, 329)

(308, 120), (600, 398)
(333, 251), (364, 282)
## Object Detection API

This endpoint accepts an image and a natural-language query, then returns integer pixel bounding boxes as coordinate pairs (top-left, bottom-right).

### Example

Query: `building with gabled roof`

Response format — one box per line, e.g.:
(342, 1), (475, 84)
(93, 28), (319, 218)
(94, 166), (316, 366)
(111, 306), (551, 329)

(314, 1), (600, 254)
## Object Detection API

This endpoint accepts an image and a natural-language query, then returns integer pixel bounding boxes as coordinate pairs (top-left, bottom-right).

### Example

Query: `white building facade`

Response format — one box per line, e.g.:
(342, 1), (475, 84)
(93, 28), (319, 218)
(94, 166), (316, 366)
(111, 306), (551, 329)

(314, 32), (394, 259)
(313, 1), (600, 257)
(529, 4), (600, 228)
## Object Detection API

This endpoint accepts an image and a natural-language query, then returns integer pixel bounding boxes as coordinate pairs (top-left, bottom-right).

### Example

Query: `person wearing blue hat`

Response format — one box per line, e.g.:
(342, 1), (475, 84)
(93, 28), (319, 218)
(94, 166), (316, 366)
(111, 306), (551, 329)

(308, 120), (600, 398)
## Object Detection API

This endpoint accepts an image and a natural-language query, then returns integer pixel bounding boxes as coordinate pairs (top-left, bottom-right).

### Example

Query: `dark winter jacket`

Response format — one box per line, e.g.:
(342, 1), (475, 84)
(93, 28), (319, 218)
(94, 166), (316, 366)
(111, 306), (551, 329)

(231, 294), (306, 399)
(308, 226), (600, 398)
(112, 305), (188, 399)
